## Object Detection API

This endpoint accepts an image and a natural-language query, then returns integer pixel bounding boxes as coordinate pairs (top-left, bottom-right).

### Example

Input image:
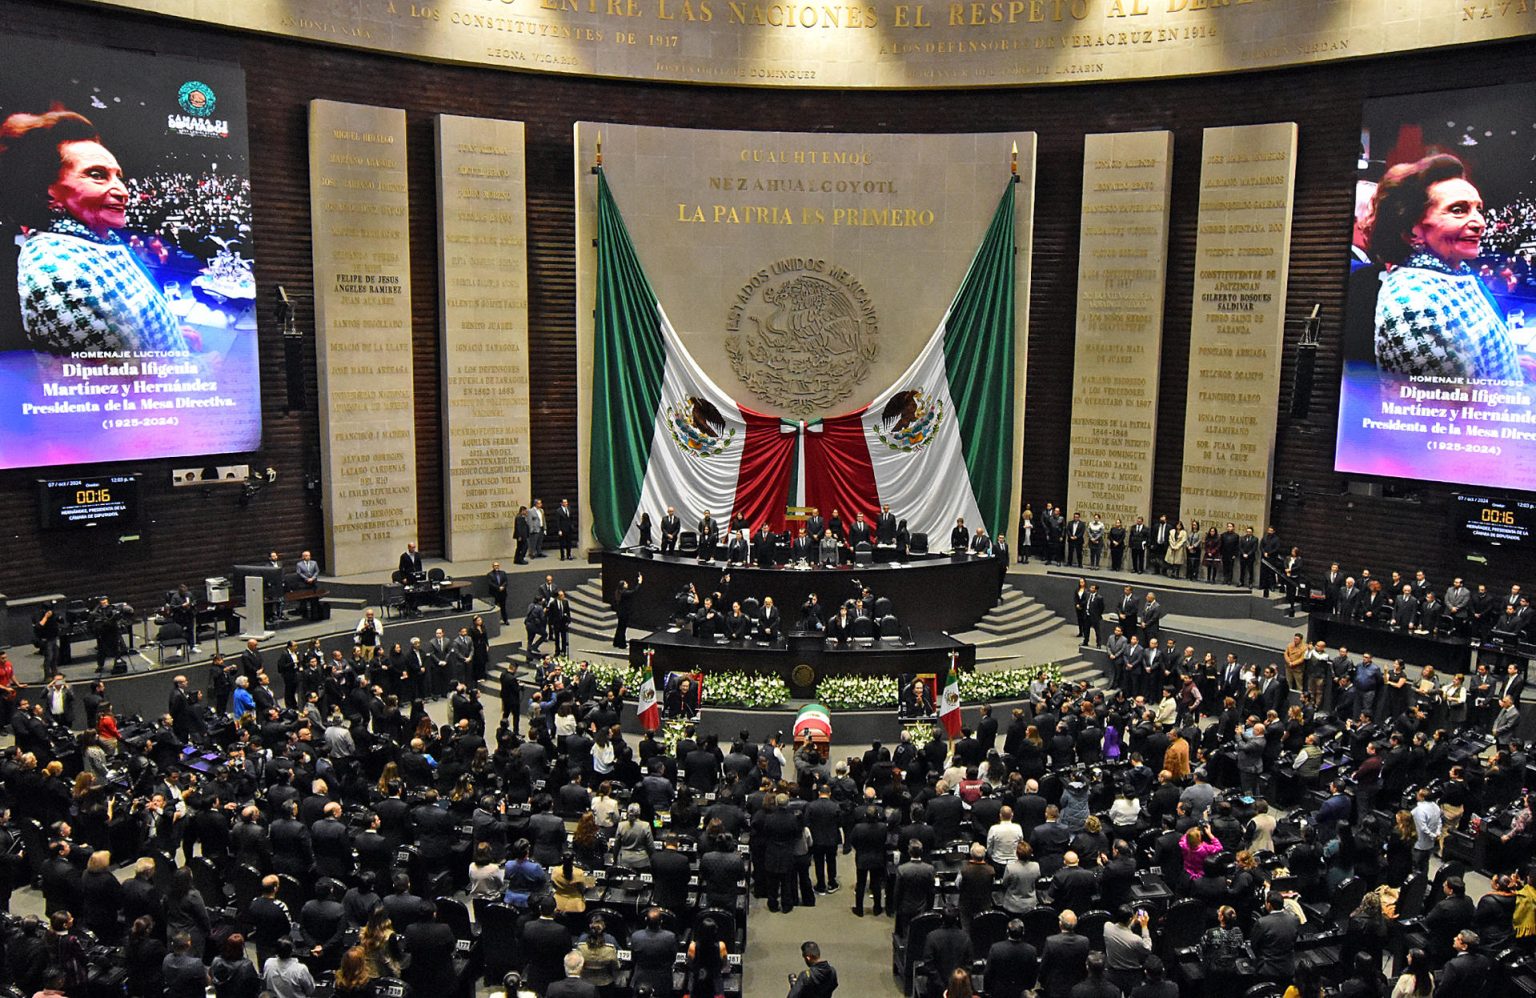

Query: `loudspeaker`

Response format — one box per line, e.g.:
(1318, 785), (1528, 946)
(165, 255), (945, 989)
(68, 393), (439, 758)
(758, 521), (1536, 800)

(1290, 341), (1317, 418)
(284, 335), (306, 411)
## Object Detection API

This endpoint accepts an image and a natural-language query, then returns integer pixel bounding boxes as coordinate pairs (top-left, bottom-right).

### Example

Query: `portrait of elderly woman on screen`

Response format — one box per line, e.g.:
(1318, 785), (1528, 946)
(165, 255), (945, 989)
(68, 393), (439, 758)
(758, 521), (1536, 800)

(1366, 153), (1528, 383)
(0, 108), (190, 356)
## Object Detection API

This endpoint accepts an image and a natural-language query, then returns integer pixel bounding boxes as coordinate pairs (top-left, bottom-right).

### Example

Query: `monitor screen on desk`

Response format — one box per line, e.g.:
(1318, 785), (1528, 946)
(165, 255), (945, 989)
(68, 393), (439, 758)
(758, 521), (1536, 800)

(231, 563), (282, 600)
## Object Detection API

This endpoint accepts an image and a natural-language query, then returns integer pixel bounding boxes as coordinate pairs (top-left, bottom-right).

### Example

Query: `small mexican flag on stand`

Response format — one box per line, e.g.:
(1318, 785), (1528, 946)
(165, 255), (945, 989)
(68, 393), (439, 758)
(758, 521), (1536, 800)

(638, 648), (660, 732)
(939, 652), (963, 739)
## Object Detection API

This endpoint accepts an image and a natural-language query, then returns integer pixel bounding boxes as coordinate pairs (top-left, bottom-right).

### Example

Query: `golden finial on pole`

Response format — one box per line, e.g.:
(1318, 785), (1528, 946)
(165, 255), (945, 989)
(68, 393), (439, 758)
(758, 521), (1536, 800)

(595, 130), (603, 168)
(1010, 140), (1018, 177)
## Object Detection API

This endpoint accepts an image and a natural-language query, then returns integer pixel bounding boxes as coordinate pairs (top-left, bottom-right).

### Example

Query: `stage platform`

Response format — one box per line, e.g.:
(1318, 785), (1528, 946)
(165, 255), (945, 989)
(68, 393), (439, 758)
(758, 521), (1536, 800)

(600, 548), (1003, 633)
(629, 626), (975, 697)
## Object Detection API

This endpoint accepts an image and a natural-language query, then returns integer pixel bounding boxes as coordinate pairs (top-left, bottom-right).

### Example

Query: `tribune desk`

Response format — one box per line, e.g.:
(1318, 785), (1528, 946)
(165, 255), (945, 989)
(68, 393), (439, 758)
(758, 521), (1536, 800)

(629, 626), (976, 697)
(600, 548), (1001, 633)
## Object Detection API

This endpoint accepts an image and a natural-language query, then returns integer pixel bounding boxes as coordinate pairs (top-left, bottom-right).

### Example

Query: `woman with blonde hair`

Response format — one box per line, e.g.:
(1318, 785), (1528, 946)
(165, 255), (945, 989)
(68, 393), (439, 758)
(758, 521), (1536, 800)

(331, 947), (375, 998)
(358, 908), (401, 978)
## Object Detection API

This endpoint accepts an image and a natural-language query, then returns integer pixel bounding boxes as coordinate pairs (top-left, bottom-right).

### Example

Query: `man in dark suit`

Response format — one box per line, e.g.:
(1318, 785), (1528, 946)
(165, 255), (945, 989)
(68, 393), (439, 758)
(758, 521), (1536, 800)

(403, 908), (460, 997)
(650, 838), (693, 913)
(891, 842), (935, 934)
(555, 499), (576, 560)
(239, 638), (265, 684)
(1238, 527), (1260, 587)
(486, 562), (510, 624)
(1337, 577), (1363, 621)
(1084, 584), (1105, 647)
(1127, 517), (1150, 573)
(1149, 516), (1170, 576)
(629, 908), (678, 998)
(1116, 586), (1139, 639)
(791, 527), (815, 562)
(1218, 522), (1240, 584)
(758, 596), (782, 641)
(520, 895), (572, 993)
(1065, 513), (1086, 567)
(876, 504), (897, 545)
(849, 512), (871, 548)
(399, 542), (424, 578)
(1434, 930), (1491, 994)
(753, 525), (777, 566)
(1038, 911), (1091, 998)
(660, 505), (682, 552)
(546, 954), (599, 998)
(549, 592), (571, 655)
(985, 920), (1038, 998)
(1249, 891), (1300, 983)
(1323, 563), (1344, 613)
(1050, 852), (1098, 913)
(921, 908), (973, 998)
(805, 508), (825, 543)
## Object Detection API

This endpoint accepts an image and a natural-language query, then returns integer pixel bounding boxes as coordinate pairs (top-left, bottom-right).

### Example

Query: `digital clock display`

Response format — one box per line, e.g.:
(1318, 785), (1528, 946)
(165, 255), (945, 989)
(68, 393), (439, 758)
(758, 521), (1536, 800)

(37, 475), (140, 530)
(1453, 493), (1534, 548)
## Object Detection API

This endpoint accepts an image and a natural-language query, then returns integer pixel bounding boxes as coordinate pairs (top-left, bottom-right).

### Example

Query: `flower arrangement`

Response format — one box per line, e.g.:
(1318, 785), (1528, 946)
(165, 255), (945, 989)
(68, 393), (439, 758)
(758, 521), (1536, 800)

(564, 658), (1064, 711)
(700, 671), (790, 710)
(816, 674), (902, 709)
(904, 722), (937, 750)
(658, 716), (693, 756)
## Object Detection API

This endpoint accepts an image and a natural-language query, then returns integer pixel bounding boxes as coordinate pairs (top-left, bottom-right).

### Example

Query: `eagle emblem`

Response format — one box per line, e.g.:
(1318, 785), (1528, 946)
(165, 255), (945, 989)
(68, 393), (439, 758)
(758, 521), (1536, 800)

(666, 394), (736, 458)
(874, 387), (944, 453)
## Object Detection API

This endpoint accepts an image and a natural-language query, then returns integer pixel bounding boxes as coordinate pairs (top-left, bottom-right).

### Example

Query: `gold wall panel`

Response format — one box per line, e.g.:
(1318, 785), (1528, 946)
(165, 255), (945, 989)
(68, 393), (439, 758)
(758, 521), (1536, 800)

(310, 99), (419, 576)
(435, 115), (532, 565)
(79, 0), (1536, 91)
(1066, 130), (1171, 529)
(1178, 121), (1296, 535)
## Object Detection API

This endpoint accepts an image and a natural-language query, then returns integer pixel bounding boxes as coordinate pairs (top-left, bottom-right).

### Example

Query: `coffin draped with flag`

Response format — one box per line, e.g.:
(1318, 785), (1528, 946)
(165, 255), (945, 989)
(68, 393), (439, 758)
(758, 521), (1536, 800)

(591, 167), (1017, 551)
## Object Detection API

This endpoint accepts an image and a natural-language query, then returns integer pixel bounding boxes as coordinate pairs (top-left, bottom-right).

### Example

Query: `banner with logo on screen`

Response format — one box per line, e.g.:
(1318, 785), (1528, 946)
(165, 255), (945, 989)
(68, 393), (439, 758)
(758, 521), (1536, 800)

(0, 38), (259, 470)
(1335, 80), (1536, 494)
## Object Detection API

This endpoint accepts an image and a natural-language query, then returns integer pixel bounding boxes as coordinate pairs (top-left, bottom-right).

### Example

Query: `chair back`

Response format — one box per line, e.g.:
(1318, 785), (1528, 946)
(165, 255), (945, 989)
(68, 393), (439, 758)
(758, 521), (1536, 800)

(1158, 898), (1207, 955)
(740, 598), (760, 619)
(1023, 906), (1060, 952)
(909, 532), (929, 554)
(1396, 873), (1428, 919)
(873, 597), (894, 618)
(436, 896), (474, 939)
(276, 873), (308, 913)
(1333, 877), (1369, 927)
(878, 615), (901, 640)
(187, 857), (226, 905)
(852, 616), (875, 639)
(679, 531), (698, 553)
(1078, 909), (1111, 950)
(970, 910), (1010, 955)
(428, 568), (447, 583)
(477, 903), (522, 981)
(854, 542), (874, 564)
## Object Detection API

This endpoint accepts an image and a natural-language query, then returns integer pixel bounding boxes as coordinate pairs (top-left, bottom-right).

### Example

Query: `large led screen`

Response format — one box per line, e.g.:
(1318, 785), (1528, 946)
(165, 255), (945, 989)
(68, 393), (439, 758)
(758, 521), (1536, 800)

(1335, 82), (1536, 492)
(0, 40), (258, 469)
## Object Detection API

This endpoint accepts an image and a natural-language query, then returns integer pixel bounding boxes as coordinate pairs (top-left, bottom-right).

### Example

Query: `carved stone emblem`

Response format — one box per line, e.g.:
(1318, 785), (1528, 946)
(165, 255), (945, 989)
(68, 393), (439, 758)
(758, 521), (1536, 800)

(724, 258), (878, 416)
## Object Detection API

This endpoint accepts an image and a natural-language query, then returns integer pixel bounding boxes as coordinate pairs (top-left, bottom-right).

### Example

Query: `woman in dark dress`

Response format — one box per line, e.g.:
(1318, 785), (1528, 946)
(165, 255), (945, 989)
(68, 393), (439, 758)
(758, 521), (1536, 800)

(124, 915), (167, 998)
(637, 512), (653, 547)
(469, 616), (490, 685)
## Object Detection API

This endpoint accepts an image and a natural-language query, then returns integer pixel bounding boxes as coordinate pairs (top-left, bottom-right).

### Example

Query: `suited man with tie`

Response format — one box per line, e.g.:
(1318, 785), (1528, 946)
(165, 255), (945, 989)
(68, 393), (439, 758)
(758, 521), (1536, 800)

(399, 542), (424, 579)
(805, 508), (825, 543)
(554, 499), (577, 560)
(1116, 586), (1138, 638)
(487, 562), (510, 624)
(1391, 585), (1420, 630)
(549, 591), (572, 654)
(1084, 584), (1105, 648)
(1128, 517), (1151, 573)
(1220, 653), (1244, 702)
(849, 513), (872, 548)
(1145, 515), (1168, 576)
(1122, 636), (1146, 696)
(1323, 563), (1344, 613)
(660, 506), (681, 552)
(1500, 662), (1526, 705)
(753, 526), (777, 567)
(1337, 577), (1363, 621)
(1065, 513), (1086, 567)
(792, 528), (815, 563)
(1073, 579), (1091, 644)
(427, 628), (450, 698)
(876, 504), (897, 545)
(697, 511), (718, 560)
(970, 527), (993, 556)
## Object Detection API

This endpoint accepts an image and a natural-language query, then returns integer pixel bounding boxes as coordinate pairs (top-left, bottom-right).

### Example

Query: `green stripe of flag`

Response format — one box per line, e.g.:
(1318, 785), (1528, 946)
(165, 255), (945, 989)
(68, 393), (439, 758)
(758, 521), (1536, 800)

(591, 169), (667, 550)
(941, 180), (1016, 536)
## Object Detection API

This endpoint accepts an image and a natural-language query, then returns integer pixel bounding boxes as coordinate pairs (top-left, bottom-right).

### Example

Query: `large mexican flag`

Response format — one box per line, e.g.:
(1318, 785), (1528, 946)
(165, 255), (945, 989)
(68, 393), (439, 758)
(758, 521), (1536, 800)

(589, 169), (793, 549)
(590, 170), (1016, 550)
